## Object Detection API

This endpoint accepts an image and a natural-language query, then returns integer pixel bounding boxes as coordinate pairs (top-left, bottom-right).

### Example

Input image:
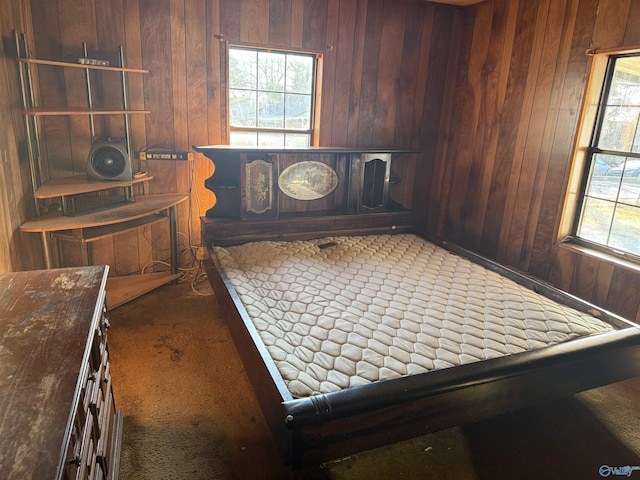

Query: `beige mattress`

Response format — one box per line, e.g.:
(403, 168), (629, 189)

(213, 234), (613, 397)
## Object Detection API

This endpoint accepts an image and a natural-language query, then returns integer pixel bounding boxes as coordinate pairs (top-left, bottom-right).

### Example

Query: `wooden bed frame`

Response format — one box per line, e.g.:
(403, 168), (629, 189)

(195, 146), (640, 470)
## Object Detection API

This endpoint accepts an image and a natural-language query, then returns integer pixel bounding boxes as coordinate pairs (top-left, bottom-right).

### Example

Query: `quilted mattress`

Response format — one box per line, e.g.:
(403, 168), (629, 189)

(214, 234), (614, 397)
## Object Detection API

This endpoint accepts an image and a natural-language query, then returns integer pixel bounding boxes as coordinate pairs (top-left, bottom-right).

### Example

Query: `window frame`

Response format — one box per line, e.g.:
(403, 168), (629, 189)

(560, 47), (640, 265)
(225, 42), (323, 147)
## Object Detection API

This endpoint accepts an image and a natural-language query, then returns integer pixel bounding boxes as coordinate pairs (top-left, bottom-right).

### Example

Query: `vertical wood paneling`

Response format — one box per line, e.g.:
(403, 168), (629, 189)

(423, 0), (640, 320)
(7, 0), (41, 269)
(58, 0), (98, 174)
(623, 0), (640, 45)
(394, 2), (424, 148)
(605, 268), (640, 319)
(446, 1), (495, 243)
(372, 1), (405, 145)
(0, 0), (43, 272)
(302, 0), (328, 52)
(269, 0), (292, 46)
(518, 0), (573, 271)
(187, 0), (214, 246)
(3, 0), (638, 320)
(432, 6), (471, 236)
(478, 0), (537, 259)
(170, 0), (192, 252)
(529, 0), (598, 275)
(345, 0), (368, 146)
(124, 0), (147, 156)
(320, 0), (340, 146)
(92, 237), (116, 273)
(496, 0), (551, 265)
(591, 0), (632, 48)
(427, 6), (472, 236)
(171, 1), (188, 155)
(407, 5), (436, 227)
(290, 0), (304, 48)
(327, 1), (355, 146)
(139, 0), (179, 272)
(95, 0), (126, 138)
(16, 0), (455, 277)
(241, 0), (269, 44)
(30, 0), (70, 179)
(219, 0), (241, 42)
(205, 0), (222, 145)
(356, 0), (384, 145)
(469, 0), (516, 251)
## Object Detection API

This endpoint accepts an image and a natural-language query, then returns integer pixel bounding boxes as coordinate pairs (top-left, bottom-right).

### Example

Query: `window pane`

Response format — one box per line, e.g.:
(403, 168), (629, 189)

(577, 197), (615, 245)
(598, 105), (639, 151)
(591, 154), (613, 177)
(576, 54), (640, 256)
(229, 48), (257, 89)
(258, 132), (285, 146)
(608, 59), (640, 106)
(285, 133), (311, 147)
(618, 159), (640, 206)
(257, 92), (284, 128)
(228, 45), (317, 147)
(230, 131), (258, 146)
(258, 52), (286, 92)
(286, 55), (313, 94)
(609, 204), (640, 255)
(229, 90), (256, 127)
(285, 94), (311, 129)
(584, 154), (619, 201)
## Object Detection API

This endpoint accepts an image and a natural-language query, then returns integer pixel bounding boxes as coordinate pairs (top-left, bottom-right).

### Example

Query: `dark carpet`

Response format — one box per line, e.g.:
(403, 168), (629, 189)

(108, 279), (640, 480)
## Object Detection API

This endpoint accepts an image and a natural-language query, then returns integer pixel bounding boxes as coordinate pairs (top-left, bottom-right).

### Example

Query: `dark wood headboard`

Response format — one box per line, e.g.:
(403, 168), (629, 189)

(193, 146), (420, 246)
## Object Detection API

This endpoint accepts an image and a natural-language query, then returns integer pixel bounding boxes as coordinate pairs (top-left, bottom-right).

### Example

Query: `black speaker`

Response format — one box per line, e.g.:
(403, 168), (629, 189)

(87, 138), (133, 181)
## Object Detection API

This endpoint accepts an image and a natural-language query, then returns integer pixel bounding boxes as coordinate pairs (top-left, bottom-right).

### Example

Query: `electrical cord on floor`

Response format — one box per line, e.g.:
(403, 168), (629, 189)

(137, 236), (213, 297)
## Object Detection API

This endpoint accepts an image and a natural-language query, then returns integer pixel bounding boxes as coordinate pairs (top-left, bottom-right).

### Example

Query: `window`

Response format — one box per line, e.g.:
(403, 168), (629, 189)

(227, 45), (320, 147)
(574, 54), (640, 259)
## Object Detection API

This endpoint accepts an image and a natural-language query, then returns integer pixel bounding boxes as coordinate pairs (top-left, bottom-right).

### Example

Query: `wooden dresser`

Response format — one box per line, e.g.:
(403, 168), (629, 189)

(0, 266), (123, 479)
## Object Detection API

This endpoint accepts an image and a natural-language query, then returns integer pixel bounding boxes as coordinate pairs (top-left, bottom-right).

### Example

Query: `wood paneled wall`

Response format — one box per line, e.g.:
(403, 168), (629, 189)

(418, 0), (640, 321)
(15, 0), (458, 276)
(0, 0), (42, 272)
(3, 0), (639, 321)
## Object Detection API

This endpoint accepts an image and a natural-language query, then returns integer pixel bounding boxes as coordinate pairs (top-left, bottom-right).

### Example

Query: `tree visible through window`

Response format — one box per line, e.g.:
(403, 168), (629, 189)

(576, 54), (640, 258)
(228, 45), (319, 147)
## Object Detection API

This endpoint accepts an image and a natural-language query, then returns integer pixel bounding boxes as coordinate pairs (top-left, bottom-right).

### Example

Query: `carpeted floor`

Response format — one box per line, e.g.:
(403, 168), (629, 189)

(108, 278), (640, 480)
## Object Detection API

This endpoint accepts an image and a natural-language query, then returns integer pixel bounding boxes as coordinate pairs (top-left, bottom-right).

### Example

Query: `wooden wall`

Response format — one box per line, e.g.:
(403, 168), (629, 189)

(417, 0), (640, 322)
(8, 0), (459, 276)
(3, 0), (638, 321)
(0, 0), (42, 272)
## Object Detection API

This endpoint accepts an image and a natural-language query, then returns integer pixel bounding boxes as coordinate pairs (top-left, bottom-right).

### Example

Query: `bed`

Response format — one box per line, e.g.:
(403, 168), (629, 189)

(194, 146), (640, 470)
(205, 232), (640, 469)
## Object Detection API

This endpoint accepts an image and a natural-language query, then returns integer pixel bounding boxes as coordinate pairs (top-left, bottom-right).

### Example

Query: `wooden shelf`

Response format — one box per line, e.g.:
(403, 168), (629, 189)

(34, 173), (153, 199)
(15, 34), (183, 309)
(53, 214), (167, 243)
(25, 107), (150, 116)
(20, 193), (188, 232)
(107, 272), (180, 310)
(18, 56), (148, 73)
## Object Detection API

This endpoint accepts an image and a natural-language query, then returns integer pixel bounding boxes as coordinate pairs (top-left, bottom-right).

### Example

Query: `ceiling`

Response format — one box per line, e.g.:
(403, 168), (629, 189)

(426, 0), (485, 5)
